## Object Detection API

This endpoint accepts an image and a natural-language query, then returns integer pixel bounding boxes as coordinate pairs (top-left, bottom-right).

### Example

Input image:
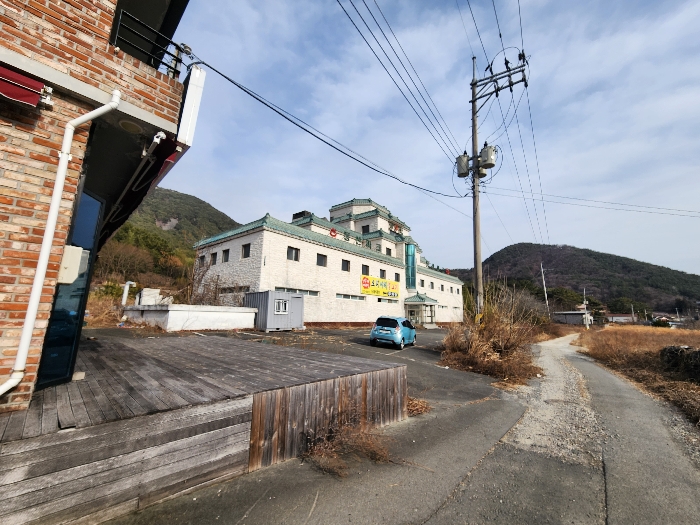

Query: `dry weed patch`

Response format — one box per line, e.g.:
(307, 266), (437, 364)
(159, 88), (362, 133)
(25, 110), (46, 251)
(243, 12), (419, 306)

(440, 286), (543, 385)
(302, 423), (391, 477)
(577, 326), (700, 425)
(407, 397), (432, 416)
(85, 293), (123, 328)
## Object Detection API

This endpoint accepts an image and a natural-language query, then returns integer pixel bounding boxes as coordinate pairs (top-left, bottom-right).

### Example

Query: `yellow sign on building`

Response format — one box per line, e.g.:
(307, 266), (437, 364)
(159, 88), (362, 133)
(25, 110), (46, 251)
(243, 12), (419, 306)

(360, 275), (400, 298)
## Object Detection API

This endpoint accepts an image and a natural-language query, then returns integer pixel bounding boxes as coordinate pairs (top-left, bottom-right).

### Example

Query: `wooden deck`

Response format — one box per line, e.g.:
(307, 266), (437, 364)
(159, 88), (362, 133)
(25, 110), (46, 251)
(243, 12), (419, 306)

(0, 335), (400, 442)
(0, 334), (407, 524)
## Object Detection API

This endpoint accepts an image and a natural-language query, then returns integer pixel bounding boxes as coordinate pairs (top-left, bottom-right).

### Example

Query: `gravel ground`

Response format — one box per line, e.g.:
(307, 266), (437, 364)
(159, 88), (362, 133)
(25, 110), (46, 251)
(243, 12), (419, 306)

(501, 334), (605, 467)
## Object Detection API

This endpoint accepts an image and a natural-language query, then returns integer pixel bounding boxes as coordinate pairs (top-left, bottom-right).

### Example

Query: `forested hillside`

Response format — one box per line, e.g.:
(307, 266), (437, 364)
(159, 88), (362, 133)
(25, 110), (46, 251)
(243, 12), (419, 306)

(95, 187), (239, 288)
(451, 243), (700, 313)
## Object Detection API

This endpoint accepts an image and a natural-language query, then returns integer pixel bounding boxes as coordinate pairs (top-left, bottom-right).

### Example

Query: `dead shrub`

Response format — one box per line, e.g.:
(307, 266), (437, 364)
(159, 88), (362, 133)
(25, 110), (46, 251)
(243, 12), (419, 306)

(577, 326), (700, 425)
(85, 293), (123, 328)
(302, 423), (391, 477)
(407, 397), (432, 416)
(439, 284), (543, 384)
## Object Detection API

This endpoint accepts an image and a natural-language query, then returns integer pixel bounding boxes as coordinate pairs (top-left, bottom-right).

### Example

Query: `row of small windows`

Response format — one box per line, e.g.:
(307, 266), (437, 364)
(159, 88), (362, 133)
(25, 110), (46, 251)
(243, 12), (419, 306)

(200, 244), (251, 266)
(419, 279), (459, 294)
(274, 286), (319, 296)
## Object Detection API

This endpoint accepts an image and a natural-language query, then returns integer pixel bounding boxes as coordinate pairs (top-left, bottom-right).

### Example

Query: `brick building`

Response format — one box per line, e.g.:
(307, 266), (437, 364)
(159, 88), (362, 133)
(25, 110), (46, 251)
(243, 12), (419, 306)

(195, 199), (464, 325)
(0, 1), (205, 411)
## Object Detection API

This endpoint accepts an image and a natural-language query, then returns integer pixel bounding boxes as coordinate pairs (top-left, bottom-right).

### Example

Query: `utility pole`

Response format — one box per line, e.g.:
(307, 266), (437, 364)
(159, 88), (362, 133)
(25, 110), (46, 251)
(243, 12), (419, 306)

(471, 57), (483, 314)
(540, 262), (550, 318)
(583, 287), (590, 330)
(631, 304), (635, 323)
(457, 53), (527, 315)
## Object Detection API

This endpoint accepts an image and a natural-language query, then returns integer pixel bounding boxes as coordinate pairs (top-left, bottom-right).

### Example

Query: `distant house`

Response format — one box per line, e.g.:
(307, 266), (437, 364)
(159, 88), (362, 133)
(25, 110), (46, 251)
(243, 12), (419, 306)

(607, 313), (636, 323)
(553, 311), (594, 325)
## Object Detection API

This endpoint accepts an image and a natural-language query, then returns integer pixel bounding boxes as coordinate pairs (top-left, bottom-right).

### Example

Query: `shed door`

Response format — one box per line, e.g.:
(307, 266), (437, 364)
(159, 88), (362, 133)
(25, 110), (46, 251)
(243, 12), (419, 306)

(290, 295), (304, 328)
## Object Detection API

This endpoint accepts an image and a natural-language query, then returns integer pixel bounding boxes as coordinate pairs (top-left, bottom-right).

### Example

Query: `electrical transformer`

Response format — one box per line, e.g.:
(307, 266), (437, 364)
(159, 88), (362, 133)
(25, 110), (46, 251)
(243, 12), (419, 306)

(480, 144), (496, 169)
(456, 153), (470, 178)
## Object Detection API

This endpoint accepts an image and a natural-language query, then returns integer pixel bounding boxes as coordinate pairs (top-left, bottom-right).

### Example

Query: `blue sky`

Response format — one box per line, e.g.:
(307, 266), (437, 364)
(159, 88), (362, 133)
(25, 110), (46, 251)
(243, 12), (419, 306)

(168, 0), (700, 275)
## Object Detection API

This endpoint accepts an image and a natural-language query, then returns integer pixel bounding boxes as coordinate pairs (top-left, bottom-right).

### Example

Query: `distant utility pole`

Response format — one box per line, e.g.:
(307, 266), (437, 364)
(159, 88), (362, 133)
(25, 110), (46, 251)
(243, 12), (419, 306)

(631, 304), (635, 323)
(457, 54), (527, 314)
(583, 287), (590, 330)
(540, 262), (550, 318)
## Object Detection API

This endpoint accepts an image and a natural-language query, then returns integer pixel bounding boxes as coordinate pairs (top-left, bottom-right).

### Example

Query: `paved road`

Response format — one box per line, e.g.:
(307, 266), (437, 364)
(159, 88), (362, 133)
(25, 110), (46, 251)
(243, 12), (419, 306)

(106, 332), (700, 525)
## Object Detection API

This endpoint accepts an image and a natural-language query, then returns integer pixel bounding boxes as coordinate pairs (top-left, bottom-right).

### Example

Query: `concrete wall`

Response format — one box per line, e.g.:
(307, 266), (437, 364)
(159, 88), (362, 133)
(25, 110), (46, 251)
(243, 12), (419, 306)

(124, 305), (257, 332)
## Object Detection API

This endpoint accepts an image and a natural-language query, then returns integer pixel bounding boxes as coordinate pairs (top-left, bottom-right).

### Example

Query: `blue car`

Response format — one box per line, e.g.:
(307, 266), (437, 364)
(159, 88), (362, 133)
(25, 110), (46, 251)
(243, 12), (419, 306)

(370, 316), (416, 349)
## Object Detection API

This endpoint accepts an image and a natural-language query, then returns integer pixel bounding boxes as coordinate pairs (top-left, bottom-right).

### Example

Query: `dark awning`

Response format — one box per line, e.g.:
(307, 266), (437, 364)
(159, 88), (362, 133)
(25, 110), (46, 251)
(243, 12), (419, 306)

(0, 64), (44, 107)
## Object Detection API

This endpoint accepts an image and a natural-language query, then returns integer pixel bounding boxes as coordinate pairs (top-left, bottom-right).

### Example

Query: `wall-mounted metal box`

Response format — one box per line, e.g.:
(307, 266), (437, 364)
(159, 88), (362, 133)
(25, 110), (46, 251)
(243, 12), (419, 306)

(244, 291), (304, 332)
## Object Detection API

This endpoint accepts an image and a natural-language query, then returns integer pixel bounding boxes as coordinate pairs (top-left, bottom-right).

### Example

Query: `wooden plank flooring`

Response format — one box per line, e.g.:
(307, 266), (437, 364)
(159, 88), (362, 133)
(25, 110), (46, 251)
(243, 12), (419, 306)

(0, 335), (400, 444)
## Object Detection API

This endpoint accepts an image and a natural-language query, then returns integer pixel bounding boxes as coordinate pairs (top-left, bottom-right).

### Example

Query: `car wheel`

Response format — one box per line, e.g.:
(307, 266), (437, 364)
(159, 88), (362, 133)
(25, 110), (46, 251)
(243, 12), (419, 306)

(370, 338), (377, 347)
(396, 338), (404, 350)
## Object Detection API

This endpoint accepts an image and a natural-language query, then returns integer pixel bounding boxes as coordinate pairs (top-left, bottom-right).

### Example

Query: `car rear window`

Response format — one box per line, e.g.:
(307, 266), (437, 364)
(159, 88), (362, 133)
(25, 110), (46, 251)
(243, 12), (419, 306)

(376, 318), (398, 328)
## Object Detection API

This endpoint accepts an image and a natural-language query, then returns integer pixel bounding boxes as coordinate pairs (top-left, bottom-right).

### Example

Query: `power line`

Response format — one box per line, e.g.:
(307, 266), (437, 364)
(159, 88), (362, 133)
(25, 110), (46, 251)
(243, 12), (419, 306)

(482, 190), (700, 218)
(187, 58), (467, 199)
(337, 0), (458, 161)
(373, 0), (462, 151)
(455, 1), (475, 59)
(358, 0), (460, 154)
(485, 186), (700, 215)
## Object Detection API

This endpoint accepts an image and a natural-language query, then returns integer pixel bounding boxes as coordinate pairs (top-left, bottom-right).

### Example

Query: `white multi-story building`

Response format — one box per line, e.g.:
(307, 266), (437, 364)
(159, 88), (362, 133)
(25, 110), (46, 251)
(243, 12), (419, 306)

(194, 199), (464, 325)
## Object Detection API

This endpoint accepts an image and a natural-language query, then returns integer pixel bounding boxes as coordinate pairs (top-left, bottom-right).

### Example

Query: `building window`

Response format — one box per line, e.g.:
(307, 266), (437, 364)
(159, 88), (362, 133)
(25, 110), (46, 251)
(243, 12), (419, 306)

(430, 282), (434, 289)
(222, 249), (230, 263)
(450, 286), (453, 293)
(342, 259), (350, 272)
(440, 284), (444, 291)
(362, 264), (369, 275)
(361, 225), (370, 234)
(242, 243), (251, 258)
(380, 269), (386, 279)
(198, 255), (205, 266)
(336, 293), (365, 301)
(394, 273), (400, 282)
(317, 253), (327, 267)
(287, 246), (300, 261)
(456, 288), (460, 294)
(420, 279), (424, 287)
(377, 298), (398, 303)
(386, 247), (392, 256)
(274, 299), (289, 314)
(275, 287), (319, 296)
(210, 252), (217, 265)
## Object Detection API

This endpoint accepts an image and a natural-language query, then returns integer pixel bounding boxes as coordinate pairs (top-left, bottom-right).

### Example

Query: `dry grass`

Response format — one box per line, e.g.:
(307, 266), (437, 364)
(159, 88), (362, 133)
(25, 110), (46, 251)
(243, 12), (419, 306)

(577, 326), (700, 425)
(407, 397), (432, 417)
(302, 423), (391, 477)
(84, 294), (123, 328)
(439, 286), (543, 385)
(533, 322), (589, 342)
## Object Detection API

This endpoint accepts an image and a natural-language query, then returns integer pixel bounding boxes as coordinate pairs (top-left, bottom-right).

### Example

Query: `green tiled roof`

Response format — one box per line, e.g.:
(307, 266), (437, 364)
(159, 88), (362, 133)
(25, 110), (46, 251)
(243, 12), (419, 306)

(404, 293), (438, 304)
(330, 208), (411, 232)
(195, 214), (405, 267)
(329, 198), (391, 215)
(417, 266), (463, 284)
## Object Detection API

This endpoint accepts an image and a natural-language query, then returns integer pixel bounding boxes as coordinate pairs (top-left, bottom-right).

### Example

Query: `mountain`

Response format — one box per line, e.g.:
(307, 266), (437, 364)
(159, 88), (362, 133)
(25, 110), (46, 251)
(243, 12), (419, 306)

(451, 243), (700, 311)
(124, 187), (240, 252)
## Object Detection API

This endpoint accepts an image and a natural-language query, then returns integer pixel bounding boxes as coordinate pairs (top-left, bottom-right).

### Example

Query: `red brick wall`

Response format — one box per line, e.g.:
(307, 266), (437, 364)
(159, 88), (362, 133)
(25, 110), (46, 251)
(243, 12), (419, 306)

(0, 0), (184, 123)
(0, 91), (94, 412)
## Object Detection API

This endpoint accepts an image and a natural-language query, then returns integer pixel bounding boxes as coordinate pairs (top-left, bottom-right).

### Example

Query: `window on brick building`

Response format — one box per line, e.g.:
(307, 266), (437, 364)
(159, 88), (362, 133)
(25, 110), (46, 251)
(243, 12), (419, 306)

(362, 264), (369, 275)
(440, 284), (444, 291)
(450, 286), (453, 293)
(242, 243), (251, 258)
(210, 252), (217, 265)
(342, 259), (350, 272)
(317, 253), (327, 267)
(222, 249), (229, 263)
(430, 281), (434, 289)
(380, 269), (386, 279)
(361, 225), (370, 234)
(287, 246), (300, 261)
(394, 273), (400, 282)
(386, 247), (392, 256)
(198, 255), (205, 266)
(420, 279), (424, 287)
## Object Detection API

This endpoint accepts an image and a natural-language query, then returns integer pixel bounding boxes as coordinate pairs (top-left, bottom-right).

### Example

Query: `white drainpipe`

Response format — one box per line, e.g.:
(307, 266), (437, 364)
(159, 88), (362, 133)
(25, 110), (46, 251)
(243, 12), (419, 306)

(0, 90), (121, 398)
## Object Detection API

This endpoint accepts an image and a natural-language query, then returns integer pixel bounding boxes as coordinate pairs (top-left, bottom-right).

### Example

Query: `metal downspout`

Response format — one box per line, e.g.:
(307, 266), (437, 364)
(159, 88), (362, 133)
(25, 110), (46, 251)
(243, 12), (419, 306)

(0, 90), (121, 398)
